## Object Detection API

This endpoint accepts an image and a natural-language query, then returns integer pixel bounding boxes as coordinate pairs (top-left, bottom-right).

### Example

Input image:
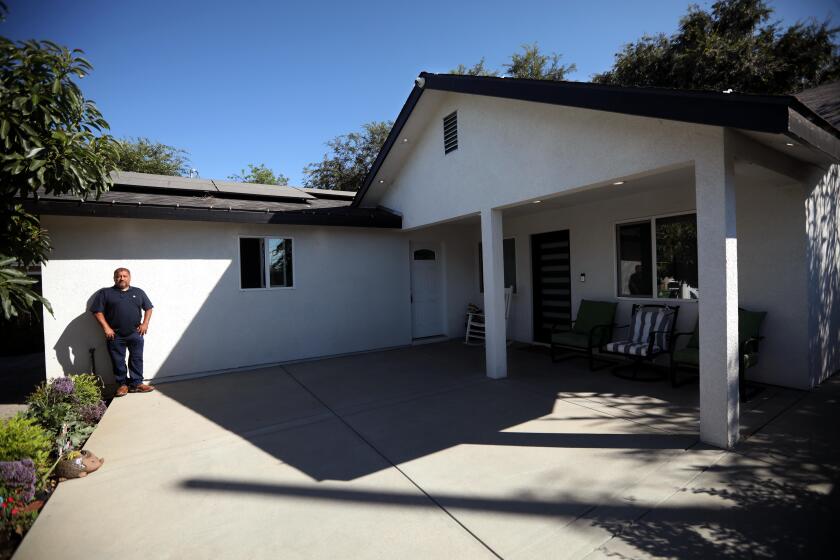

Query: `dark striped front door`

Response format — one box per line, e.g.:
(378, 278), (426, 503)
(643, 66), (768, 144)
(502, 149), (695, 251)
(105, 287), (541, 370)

(531, 230), (572, 343)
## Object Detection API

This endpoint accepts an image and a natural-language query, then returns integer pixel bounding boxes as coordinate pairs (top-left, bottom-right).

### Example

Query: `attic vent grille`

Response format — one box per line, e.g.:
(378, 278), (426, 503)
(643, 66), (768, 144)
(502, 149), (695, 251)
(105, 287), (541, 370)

(443, 111), (458, 154)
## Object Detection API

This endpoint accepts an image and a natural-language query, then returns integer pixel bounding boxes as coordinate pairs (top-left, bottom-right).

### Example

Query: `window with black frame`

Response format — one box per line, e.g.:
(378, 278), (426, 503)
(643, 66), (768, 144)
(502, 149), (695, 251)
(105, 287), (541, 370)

(239, 237), (294, 289)
(615, 214), (698, 299)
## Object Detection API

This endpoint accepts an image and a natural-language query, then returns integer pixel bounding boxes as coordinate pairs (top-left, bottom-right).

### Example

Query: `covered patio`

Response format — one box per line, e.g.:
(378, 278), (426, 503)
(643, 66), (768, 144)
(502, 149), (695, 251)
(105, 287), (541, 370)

(402, 134), (829, 450)
(17, 341), (830, 559)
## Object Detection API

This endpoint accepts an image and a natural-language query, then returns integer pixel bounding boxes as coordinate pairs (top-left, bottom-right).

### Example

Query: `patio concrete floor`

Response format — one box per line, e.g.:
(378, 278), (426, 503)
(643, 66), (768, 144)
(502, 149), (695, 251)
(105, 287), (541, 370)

(15, 342), (838, 559)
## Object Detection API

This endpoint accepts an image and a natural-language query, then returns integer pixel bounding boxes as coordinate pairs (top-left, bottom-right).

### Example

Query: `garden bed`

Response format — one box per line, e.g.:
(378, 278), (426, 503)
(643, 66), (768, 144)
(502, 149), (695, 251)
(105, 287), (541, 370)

(0, 374), (109, 560)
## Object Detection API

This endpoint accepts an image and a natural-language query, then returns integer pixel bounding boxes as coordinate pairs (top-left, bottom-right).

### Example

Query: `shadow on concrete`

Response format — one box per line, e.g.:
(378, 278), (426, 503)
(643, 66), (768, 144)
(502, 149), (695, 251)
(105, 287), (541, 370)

(179, 450), (837, 558)
(154, 342), (704, 481)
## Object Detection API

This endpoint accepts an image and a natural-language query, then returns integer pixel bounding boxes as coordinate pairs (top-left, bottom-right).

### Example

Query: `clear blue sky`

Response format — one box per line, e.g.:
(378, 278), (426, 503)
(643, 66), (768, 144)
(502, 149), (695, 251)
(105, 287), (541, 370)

(4, 0), (837, 185)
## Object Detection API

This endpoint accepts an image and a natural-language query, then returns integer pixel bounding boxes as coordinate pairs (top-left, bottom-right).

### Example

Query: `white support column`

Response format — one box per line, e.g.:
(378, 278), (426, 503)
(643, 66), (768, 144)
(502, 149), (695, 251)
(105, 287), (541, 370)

(695, 131), (740, 448)
(480, 208), (507, 379)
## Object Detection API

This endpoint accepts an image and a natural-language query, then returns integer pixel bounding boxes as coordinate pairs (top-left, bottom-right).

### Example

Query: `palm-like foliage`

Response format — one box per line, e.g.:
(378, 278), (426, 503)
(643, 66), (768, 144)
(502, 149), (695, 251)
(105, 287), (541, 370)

(0, 36), (118, 317)
(0, 257), (51, 320)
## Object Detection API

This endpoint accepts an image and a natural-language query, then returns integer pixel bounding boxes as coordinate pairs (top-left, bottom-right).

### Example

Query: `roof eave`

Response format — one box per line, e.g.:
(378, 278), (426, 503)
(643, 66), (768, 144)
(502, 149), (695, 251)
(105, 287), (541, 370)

(352, 84), (425, 208)
(24, 199), (402, 228)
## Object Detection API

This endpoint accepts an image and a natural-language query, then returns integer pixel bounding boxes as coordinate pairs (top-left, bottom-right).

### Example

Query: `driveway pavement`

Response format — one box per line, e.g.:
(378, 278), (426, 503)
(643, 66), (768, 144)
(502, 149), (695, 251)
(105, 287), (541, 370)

(15, 342), (838, 559)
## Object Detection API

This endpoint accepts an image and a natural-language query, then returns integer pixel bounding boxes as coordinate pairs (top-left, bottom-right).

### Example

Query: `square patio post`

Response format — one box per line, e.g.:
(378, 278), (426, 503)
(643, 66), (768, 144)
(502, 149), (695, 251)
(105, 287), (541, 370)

(695, 131), (740, 448)
(481, 208), (507, 378)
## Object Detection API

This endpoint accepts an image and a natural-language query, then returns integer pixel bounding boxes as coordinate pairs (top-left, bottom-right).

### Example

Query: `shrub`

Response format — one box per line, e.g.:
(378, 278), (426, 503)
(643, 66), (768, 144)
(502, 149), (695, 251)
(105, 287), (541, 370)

(26, 374), (104, 436)
(0, 416), (51, 478)
(26, 382), (74, 436)
(69, 373), (103, 407)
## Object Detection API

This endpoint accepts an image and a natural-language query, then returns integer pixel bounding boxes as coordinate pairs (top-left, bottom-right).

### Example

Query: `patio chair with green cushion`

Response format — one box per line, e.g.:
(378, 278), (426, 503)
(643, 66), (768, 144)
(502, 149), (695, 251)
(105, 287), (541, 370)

(550, 299), (617, 371)
(670, 308), (766, 401)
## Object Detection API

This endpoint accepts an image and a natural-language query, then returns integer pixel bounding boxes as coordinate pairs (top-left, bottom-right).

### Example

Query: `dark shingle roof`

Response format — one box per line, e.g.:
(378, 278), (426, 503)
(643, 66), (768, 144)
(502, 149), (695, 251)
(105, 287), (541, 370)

(795, 82), (840, 130)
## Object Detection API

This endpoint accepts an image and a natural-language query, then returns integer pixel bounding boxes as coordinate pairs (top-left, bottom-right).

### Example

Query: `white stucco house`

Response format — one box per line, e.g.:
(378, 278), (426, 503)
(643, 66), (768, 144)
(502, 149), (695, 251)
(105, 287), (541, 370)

(28, 75), (840, 449)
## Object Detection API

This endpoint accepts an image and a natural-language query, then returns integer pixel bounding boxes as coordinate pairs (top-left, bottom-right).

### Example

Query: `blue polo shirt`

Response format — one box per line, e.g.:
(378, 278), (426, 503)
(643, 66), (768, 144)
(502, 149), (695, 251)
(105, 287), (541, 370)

(90, 286), (153, 337)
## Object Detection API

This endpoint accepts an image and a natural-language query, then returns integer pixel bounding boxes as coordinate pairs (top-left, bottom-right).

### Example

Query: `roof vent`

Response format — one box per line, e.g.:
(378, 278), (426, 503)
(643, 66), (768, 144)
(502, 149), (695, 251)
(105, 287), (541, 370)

(443, 111), (458, 154)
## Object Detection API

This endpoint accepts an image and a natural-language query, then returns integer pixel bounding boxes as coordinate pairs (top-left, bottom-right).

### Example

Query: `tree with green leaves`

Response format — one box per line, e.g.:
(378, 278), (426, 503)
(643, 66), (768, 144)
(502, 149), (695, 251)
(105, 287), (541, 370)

(453, 43), (576, 80)
(303, 121), (392, 191)
(451, 58), (499, 77)
(228, 163), (288, 185)
(505, 43), (576, 81)
(0, 35), (119, 319)
(115, 137), (189, 176)
(593, 0), (840, 94)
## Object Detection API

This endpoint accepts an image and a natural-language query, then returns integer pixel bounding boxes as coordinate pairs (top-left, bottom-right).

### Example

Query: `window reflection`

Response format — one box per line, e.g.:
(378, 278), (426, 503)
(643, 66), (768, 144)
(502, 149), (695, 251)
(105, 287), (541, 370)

(656, 214), (698, 299)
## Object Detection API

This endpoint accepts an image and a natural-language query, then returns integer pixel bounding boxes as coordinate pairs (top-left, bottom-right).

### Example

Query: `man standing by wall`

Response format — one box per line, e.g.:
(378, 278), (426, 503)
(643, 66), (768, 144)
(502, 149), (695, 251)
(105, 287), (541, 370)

(91, 268), (155, 397)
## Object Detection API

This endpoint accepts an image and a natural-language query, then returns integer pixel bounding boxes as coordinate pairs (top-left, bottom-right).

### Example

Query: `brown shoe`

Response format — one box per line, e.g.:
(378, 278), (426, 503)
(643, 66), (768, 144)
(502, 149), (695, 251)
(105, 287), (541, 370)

(128, 383), (155, 394)
(114, 385), (129, 398)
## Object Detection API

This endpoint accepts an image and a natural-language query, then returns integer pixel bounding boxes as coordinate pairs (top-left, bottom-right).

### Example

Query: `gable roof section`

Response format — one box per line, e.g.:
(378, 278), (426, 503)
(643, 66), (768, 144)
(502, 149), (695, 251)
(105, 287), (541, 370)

(353, 73), (840, 207)
(795, 81), (840, 130)
(26, 171), (400, 228)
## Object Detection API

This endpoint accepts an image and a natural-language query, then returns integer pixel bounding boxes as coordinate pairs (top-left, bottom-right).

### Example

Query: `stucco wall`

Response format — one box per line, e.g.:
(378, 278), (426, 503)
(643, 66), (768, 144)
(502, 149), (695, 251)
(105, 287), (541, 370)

(380, 93), (715, 229)
(806, 163), (840, 386)
(736, 175), (810, 388)
(41, 216), (411, 382)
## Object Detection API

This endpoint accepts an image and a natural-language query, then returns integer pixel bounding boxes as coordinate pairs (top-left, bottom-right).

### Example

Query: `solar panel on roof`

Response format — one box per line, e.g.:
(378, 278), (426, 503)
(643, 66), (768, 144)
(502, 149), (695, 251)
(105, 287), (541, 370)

(299, 188), (356, 199)
(210, 180), (314, 200)
(111, 171), (217, 192)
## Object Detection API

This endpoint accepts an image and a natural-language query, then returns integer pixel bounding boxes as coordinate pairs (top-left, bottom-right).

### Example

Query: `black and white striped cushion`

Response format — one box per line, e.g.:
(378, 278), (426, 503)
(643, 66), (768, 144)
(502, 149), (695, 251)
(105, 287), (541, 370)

(629, 309), (676, 350)
(604, 341), (661, 357)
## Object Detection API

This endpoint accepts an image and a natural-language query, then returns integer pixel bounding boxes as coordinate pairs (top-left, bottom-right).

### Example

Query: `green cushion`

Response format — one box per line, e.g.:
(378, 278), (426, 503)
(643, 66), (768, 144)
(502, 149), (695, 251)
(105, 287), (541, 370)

(687, 321), (700, 348)
(551, 331), (592, 349)
(572, 300), (617, 339)
(739, 308), (766, 344)
(672, 347), (699, 367)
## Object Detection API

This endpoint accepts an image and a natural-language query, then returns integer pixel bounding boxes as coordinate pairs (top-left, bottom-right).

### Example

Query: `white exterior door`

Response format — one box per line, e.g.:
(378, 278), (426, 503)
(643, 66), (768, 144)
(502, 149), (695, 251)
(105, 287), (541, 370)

(410, 242), (443, 339)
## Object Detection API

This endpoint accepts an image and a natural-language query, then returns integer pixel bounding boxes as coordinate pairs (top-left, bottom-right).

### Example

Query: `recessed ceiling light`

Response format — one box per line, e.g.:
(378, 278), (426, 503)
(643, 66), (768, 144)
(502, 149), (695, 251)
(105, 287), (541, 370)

(402, 138), (409, 143)
(533, 200), (542, 204)
(785, 142), (795, 147)
(613, 181), (625, 185)
(378, 179), (385, 184)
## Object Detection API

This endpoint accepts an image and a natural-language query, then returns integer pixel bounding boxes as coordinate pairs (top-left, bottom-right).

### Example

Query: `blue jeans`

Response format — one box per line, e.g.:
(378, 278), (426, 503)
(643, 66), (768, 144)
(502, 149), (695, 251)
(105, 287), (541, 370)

(106, 331), (144, 386)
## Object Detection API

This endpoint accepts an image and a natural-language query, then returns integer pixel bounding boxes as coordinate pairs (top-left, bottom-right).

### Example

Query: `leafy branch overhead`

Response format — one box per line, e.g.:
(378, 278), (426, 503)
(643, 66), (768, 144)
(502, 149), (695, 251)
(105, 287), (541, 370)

(0, 36), (118, 317)
(0, 39), (118, 207)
